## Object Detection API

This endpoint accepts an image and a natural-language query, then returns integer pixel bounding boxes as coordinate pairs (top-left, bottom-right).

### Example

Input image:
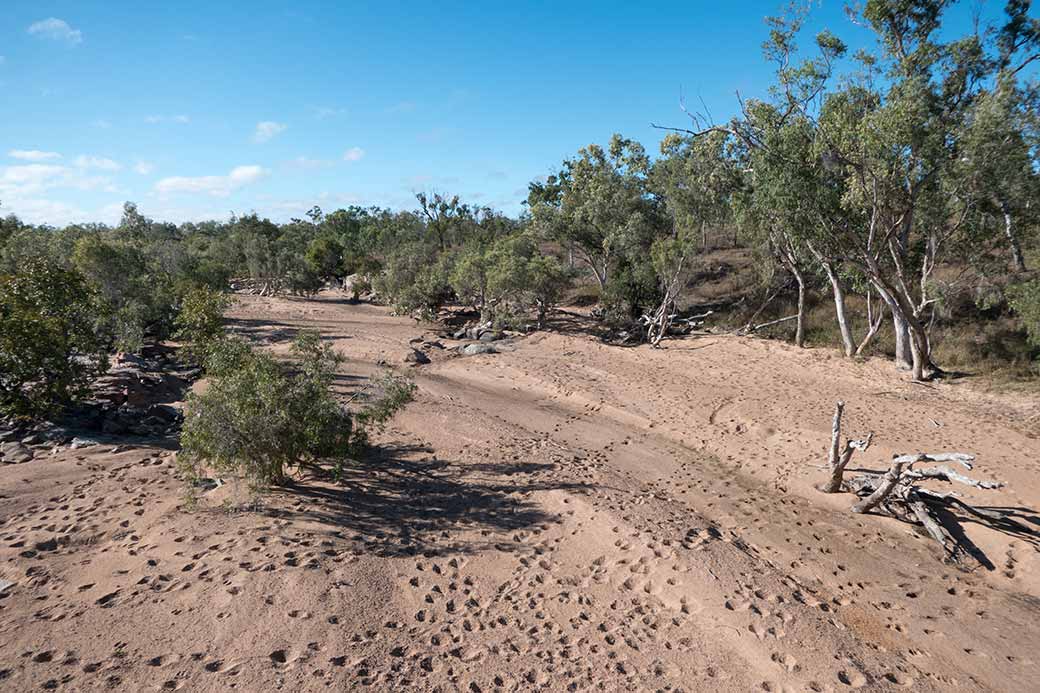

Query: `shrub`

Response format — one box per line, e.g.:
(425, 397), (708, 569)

(174, 286), (233, 363)
(374, 243), (454, 318)
(178, 331), (414, 494)
(1008, 279), (1040, 349)
(0, 260), (108, 417)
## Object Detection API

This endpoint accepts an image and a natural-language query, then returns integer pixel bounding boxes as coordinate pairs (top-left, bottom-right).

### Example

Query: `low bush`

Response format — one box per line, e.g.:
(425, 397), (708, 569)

(174, 286), (234, 363)
(178, 331), (414, 495)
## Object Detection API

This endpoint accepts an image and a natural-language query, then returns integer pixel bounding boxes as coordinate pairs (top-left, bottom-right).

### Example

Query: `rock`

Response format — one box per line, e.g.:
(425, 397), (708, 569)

(114, 353), (151, 371)
(405, 349), (431, 365)
(70, 436), (104, 449)
(147, 404), (181, 423)
(423, 340), (445, 350)
(479, 331), (504, 342)
(1, 442), (34, 464)
(462, 343), (498, 356)
(192, 477), (224, 492)
(0, 578), (14, 594)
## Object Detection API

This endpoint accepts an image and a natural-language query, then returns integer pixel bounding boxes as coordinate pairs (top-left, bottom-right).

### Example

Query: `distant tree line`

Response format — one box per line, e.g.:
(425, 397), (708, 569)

(2, 0), (1039, 425)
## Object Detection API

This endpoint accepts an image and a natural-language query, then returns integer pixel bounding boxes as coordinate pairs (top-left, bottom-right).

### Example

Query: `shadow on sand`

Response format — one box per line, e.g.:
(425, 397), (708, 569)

(263, 442), (590, 559)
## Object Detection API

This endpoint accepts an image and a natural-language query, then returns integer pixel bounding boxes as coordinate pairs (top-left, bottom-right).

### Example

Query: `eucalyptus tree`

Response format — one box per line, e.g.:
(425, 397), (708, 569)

(646, 131), (740, 343)
(528, 135), (663, 295)
(416, 192), (474, 251)
(804, 0), (1040, 380)
(957, 73), (1038, 273)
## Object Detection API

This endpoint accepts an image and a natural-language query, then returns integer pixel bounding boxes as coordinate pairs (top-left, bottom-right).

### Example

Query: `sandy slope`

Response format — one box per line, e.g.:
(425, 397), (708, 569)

(1, 291), (1038, 692)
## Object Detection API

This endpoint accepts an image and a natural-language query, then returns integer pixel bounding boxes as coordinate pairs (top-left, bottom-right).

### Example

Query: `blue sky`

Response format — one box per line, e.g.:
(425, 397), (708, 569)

(0, 1), (1008, 226)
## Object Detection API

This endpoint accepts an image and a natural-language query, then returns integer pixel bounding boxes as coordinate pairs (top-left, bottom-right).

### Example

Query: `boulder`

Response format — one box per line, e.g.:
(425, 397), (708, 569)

(405, 349), (431, 365)
(1, 442), (34, 464)
(147, 403), (182, 423)
(479, 331), (504, 342)
(462, 343), (498, 356)
(70, 436), (104, 449)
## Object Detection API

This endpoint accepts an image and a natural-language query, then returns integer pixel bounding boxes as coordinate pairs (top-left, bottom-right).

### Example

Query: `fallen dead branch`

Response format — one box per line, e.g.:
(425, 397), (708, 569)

(739, 314), (798, 335)
(818, 401), (873, 493)
(819, 401), (1008, 568)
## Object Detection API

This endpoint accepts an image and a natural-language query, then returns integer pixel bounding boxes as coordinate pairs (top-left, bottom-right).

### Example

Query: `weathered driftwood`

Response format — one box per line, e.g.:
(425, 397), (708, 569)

(849, 457), (911, 513)
(818, 401), (873, 493)
(743, 314), (799, 334)
(819, 408), (1007, 568)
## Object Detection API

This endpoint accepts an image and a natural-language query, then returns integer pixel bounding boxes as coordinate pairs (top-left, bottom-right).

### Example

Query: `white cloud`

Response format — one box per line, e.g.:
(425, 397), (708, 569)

(154, 165), (268, 197)
(253, 121), (286, 143)
(74, 155), (122, 171)
(8, 149), (62, 162)
(343, 147), (365, 162)
(0, 162), (121, 213)
(0, 164), (68, 198)
(145, 114), (190, 124)
(134, 161), (155, 175)
(2, 164), (66, 185)
(4, 198), (86, 226)
(28, 18), (83, 45)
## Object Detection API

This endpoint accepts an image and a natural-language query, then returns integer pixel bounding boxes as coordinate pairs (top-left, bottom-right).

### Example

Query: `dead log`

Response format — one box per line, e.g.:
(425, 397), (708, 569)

(818, 406), (1005, 568)
(906, 497), (971, 564)
(818, 401), (873, 493)
(743, 314), (799, 334)
(850, 456), (912, 513)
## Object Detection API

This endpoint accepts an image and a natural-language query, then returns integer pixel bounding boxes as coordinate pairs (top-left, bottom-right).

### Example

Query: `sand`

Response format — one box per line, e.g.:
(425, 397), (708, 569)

(1, 291), (1038, 692)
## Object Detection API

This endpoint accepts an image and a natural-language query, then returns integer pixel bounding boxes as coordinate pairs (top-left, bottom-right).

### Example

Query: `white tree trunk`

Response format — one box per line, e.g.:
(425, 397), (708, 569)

(1002, 201), (1027, 273)
(823, 262), (855, 357)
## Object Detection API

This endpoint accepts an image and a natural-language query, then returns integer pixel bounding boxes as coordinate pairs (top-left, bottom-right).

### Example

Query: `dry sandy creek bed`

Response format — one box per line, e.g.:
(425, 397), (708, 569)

(2, 291), (1039, 692)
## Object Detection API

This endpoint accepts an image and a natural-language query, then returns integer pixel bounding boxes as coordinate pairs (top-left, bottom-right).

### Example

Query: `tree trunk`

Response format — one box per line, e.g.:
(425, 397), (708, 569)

(873, 281), (912, 370)
(855, 287), (884, 356)
(880, 277), (937, 381)
(1001, 201), (1027, 273)
(823, 262), (855, 357)
(793, 266), (806, 348)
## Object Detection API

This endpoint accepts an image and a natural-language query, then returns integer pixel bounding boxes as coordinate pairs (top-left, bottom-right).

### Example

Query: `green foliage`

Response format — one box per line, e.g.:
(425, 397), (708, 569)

(374, 242), (454, 318)
(179, 331), (353, 491)
(600, 255), (660, 325)
(305, 236), (345, 279)
(174, 286), (233, 362)
(530, 134), (664, 293)
(180, 330), (416, 494)
(0, 260), (108, 417)
(1008, 280), (1040, 349)
(353, 372), (417, 439)
(71, 234), (176, 352)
